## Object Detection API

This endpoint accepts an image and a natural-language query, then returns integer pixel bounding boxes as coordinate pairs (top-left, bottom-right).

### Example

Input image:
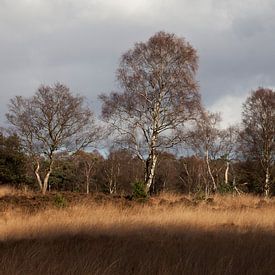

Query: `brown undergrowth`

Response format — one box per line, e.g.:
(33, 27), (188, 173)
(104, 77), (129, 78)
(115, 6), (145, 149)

(0, 188), (275, 274)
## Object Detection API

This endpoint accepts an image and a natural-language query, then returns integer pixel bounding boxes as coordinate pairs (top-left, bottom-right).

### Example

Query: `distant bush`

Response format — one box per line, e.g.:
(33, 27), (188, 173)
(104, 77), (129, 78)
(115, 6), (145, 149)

(217, 183), (233, 194)
(54, 194), (67, 208)
(132, 181), (147, 200)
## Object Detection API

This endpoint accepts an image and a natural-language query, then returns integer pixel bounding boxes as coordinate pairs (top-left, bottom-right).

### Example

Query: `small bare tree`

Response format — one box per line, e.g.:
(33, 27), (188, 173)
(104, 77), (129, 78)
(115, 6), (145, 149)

(100, 31), (201, 194)
(186, 111), (223, 194)
(219, 126), (238, 188)
(73, 150), (101, 194)
(239, 88), (275, 197)
(103, 152), (121, 195)
(6, 83), (101, 194)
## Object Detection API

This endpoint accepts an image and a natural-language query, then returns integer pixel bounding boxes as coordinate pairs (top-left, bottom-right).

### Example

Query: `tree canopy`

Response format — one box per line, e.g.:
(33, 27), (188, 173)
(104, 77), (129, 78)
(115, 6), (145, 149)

(100, 31), (201, 193)
(6, 83), (101, 193)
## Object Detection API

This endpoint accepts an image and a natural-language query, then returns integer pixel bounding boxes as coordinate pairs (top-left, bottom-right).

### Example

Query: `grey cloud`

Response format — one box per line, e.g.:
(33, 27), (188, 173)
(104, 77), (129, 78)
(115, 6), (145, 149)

(0, 0), (274, 127)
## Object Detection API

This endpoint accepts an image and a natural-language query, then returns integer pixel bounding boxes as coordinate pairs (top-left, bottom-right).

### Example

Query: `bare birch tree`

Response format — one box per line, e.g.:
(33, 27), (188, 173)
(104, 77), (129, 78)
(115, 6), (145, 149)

(186, 111), (223, 194)
(100, 31), (201, 194)
(6, 83), (101, 194)
(219, 126), (238, 190)
(103, 151), (121, 194)
(73, 150), (101, 194)
(239, 88), (275, 197)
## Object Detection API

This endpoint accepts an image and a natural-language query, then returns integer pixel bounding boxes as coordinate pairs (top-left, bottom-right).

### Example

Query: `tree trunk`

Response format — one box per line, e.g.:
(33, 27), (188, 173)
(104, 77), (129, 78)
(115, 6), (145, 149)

(112, 179), (117, 194)
(109, 180), (113, 194)
(224, 161), (230, 185)
(86, 174), (90, 194)
(35, 160), (43, 191)
(42, 159), (54, 195)
(182, 162), (191, 193)
(34, 157), (54, 195)
(264, 166), (270, 198)
(145, 152), (158, 194)
(109, 178), (116, 194)
(42, 169), (51, 195)
(144, 96), (161, 194)
(205, 149), (217, 192)
(109, 181), (117, 194)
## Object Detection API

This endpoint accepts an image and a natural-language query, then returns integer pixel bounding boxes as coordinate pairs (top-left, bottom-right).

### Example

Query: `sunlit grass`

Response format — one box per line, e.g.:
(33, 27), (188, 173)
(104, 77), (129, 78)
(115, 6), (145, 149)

(0, 191), (275, 274)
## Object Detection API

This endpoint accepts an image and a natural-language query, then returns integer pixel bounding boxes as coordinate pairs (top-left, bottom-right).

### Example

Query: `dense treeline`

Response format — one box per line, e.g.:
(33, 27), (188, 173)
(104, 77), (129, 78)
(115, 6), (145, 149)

(0, 32), (274, 197)
(0, 140), (274, 196)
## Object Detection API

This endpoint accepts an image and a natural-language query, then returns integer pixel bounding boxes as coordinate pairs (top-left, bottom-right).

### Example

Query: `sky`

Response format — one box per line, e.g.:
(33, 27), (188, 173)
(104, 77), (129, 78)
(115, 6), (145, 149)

(0, 0), (274, 128)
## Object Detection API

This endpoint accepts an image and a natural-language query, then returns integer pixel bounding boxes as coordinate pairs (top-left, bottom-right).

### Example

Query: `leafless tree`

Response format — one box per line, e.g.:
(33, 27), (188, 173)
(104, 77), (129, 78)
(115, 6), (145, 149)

(186, 111), (223, 194)
(6, 83), (101, 194)
(102, 149), (143, 194)
(100, 31), (201, 194)
(218, 126), (239, 189)
(155, 152), (179, 193)
(239, 88), (275, 197)
(103, 151), (121, 195)
(73, 150), (101, 194)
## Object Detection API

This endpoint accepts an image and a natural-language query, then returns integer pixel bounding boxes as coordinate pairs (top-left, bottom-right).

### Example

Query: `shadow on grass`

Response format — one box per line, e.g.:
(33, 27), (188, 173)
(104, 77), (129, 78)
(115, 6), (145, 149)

(0, 225), (275, 275)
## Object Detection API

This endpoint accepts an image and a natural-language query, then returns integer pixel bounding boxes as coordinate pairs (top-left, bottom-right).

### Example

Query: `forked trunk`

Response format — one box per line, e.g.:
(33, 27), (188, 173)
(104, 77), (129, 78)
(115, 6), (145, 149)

(35, 158), (54, 195)
(35, 160), (43, 191)
(109, 179), (117, 194)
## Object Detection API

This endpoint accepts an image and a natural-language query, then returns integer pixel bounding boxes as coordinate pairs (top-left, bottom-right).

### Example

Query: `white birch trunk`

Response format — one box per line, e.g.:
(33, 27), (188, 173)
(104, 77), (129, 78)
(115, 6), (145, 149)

(35, 160), (43, 191)
(205, 149), (217, 192)
(42, 169), (52, 195)
(34, 157), (54, 195)
(224, 161), (230, 185)
(145, 153), (158, 193)
(42, 159), (53, 195)
(109, 182), (113, 194)
(264, 166), (270, 198)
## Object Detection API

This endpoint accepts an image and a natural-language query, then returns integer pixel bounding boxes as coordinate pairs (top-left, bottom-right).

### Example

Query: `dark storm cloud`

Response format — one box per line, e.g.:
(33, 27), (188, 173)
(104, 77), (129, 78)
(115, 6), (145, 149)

(0, 0), (274, 127)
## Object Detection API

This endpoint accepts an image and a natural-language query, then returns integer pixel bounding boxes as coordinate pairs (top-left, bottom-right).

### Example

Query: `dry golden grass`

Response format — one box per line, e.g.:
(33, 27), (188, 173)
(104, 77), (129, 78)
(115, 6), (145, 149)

(0, 193), (275, 274)
(0, 184), (34, 198)
(0, 185), (16, 198)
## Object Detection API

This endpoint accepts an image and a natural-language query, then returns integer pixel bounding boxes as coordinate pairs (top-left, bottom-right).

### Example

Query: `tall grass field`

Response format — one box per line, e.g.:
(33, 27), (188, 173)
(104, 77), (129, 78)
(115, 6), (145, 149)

(0, 187), (275, 274)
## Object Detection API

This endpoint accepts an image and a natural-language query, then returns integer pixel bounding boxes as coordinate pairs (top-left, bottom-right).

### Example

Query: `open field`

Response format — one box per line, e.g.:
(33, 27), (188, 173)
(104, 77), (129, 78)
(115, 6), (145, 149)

(0, 188), (275, 274)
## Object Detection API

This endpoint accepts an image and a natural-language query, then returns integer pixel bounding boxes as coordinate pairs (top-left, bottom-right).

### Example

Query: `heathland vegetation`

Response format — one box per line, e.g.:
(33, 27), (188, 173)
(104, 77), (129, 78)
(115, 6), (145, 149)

(0, 31), (274, 274)
(1, 187), (275, 274)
